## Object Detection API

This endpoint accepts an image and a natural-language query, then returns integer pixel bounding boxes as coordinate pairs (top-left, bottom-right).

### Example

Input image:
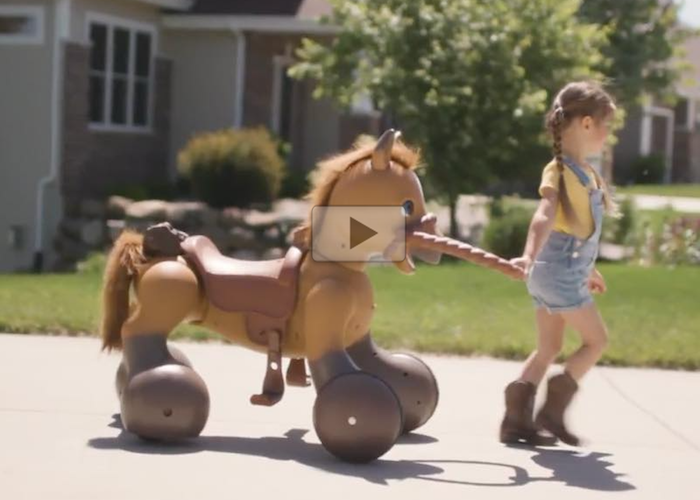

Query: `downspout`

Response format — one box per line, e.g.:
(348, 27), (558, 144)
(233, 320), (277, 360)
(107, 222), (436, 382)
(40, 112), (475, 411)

(34, 0), (70, 272)
(233, 30), (246, 128)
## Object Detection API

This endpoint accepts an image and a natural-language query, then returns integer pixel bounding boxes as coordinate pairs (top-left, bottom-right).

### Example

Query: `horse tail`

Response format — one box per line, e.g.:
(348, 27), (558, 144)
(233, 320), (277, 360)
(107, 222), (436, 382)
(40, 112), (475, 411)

(100, 230), (147, 351)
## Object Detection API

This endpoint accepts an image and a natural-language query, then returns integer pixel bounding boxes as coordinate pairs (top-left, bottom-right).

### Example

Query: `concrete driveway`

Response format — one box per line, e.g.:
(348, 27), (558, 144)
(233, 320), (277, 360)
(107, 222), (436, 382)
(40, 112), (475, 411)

(0, 334), (698, 500)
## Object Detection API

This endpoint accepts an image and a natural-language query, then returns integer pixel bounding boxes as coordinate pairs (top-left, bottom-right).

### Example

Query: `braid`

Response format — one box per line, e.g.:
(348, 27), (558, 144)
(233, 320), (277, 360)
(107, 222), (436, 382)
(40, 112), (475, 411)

(551, 105), (565, 174)
(549, 103), (583, 234)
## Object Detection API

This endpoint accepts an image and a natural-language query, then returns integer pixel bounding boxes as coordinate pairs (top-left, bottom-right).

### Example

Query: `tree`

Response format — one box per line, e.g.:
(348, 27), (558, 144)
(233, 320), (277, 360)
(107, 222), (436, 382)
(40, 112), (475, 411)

(291, 0), (607, 236)
(578, 0), (691, 107)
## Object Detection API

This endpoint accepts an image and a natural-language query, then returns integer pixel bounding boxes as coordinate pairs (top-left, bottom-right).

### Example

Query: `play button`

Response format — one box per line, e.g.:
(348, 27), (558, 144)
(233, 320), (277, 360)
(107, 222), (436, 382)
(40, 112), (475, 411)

(350, 217), (378, 249)
(310, 206), (406, 263)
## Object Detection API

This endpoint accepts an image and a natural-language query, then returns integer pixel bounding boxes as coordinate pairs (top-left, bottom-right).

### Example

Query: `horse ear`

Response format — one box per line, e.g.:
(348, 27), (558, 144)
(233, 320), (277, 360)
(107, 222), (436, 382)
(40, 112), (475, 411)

(371, 129), (400, 171)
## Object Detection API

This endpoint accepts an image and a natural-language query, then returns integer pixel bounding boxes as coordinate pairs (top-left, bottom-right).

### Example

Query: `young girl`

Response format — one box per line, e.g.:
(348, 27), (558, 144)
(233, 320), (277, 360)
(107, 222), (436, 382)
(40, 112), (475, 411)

(500, 81), (617, 446)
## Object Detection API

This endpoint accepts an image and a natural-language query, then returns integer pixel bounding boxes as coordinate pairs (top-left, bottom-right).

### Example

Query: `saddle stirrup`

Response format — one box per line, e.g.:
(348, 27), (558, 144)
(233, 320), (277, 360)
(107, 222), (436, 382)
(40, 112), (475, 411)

(250, 330), (285, 407)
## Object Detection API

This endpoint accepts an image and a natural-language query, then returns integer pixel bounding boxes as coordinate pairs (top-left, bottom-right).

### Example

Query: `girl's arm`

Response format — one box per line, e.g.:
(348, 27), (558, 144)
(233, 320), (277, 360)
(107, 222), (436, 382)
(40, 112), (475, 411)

(511, 187), (559, 271)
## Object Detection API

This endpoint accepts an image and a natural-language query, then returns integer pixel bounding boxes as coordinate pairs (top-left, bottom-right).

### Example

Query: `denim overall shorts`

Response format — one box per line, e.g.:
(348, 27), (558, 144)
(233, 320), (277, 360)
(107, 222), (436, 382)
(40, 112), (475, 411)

(526, 157), (605, 313)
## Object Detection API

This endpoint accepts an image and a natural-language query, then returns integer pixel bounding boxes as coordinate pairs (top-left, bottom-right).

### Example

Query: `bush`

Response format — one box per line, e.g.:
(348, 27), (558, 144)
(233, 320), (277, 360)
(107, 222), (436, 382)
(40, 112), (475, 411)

(629, 154), (666, 185)
(178, 127), (285, 208)
(76, 252), (107, 274)
(483, 203), (532, 259)
(279, 168), (311, 199)
(604, 196), (637, 245)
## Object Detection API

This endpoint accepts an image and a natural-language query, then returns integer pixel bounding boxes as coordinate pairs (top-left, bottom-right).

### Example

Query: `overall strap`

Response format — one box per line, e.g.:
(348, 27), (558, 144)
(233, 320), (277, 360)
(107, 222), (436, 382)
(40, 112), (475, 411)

(561, 156), (593, 188)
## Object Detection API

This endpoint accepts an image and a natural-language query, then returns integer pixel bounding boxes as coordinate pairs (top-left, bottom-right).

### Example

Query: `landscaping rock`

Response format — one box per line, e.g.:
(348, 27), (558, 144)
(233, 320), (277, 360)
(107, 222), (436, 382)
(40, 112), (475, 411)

(261, 247), (285, 260)
(227, 226), (259, 250)
(80, 219), (104, 247)
(106, 219), (126, 242)
(125, 200), (168, 220)
(80, 199), (106, 219)
(167, 201), (217, 229)
(229, 249), (259, 261)
(244, 210), (281, 229)
(219, 207), (246, 228)
(59, 218), (83, 240)
(106, 196), (134, 219)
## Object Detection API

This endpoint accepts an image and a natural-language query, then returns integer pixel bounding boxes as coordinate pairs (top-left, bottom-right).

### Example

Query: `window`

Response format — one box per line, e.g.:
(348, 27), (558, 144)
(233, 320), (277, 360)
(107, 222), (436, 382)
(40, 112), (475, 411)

(88, 16), (155, 130)
(0, 5), (44, 45)
(675, 97), (689, 129)
(272, 57), (294, 143)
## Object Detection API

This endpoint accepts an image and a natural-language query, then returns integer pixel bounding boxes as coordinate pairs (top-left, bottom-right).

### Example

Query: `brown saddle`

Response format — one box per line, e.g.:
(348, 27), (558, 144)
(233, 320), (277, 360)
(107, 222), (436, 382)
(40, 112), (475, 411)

(182, 235), (301, 321)
(181, 235), (309, 407)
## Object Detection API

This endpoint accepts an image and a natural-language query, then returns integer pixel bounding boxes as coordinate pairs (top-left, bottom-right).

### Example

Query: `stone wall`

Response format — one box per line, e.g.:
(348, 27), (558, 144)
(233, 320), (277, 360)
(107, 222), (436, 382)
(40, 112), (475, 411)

(52, 197), (309, 271)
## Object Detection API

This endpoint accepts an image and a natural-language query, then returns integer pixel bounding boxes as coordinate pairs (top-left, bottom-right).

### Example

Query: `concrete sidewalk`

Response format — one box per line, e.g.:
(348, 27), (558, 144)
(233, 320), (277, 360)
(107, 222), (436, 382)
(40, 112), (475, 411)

(0, 334), (698, 500)
(628, 194), (700, 213)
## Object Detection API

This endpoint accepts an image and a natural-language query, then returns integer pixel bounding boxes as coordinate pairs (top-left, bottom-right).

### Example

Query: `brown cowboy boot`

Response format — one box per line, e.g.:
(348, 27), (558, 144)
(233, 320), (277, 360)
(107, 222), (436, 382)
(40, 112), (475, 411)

(535, 372), (581, 446)
(500, 380), (557, 446)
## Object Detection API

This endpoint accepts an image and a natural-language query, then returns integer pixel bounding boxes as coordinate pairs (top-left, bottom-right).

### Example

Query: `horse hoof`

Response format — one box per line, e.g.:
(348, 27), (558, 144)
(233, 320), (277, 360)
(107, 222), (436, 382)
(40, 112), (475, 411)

(121, 364), (210, 441)
(313, 372), (403, 463)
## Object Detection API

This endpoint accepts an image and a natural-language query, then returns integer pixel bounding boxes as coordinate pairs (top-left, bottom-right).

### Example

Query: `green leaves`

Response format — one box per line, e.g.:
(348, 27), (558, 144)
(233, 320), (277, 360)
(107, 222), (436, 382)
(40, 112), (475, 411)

(578, 0), (692, 106)
(292, 0), (608, 231)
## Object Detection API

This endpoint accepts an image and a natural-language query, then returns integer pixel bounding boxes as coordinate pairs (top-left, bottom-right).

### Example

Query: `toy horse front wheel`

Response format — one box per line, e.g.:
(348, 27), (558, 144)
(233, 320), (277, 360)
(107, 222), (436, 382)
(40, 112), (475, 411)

(313, 372), (403, 463)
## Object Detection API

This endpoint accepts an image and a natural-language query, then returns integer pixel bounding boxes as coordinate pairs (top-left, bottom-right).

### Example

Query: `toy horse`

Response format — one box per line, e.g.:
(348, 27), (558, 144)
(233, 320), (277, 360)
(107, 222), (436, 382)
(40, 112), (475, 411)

(101, 130), (524, 463)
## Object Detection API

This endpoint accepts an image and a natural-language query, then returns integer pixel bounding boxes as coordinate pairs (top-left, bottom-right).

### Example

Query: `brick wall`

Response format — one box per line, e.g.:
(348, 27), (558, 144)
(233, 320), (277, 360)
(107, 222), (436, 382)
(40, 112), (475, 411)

(61, 43), (172, 206)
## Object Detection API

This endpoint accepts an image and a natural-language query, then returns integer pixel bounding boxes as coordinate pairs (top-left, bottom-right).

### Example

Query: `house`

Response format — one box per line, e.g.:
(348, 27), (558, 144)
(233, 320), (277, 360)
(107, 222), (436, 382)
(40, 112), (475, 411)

(613, 34), (700, 185)
(0, 0), (379, 272)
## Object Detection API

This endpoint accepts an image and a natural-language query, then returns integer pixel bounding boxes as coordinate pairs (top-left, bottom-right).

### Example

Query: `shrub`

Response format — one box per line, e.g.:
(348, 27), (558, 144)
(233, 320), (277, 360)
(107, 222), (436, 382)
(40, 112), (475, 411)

(483, 203), (532, 259)
(178, 127), (285, 208)
(76, 252), (107, 274)
(603, 196), (637, 246)
(629, 154), (666, 185)
(279, 168), (311, 199)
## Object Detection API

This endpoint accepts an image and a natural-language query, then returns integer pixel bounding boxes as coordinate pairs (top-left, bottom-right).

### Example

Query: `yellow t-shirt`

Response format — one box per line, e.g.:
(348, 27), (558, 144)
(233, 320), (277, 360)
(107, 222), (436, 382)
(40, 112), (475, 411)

(539, 160), (599, 240)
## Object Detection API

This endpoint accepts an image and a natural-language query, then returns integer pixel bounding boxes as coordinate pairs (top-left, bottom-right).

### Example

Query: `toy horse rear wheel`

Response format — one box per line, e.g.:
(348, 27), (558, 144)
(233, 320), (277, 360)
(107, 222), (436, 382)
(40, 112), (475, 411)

(121, 364), (210, 441)
(313, 372), (403, 463)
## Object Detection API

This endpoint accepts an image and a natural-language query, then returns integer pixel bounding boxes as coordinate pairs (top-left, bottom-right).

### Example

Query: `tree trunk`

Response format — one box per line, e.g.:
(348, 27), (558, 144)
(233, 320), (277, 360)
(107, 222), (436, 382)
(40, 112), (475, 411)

(448, 194), (459, 240)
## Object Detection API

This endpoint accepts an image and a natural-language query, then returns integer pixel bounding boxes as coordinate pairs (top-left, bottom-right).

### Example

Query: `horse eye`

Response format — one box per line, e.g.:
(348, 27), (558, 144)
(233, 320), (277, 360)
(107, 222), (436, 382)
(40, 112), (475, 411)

(402, 200), (414, 216)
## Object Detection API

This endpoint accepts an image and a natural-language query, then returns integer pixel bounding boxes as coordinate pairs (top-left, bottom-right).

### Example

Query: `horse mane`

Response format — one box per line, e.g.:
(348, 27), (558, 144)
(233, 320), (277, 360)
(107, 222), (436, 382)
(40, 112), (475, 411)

(291, 136), (422, 248)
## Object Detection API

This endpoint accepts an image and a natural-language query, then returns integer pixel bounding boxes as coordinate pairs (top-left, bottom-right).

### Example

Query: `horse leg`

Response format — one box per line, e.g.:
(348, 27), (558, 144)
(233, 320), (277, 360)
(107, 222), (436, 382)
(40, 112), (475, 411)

(115, 344), (192, 398)
(117, 260), (210, 441)
(346, 333), (439, 434)
(304, 280), (403, 463)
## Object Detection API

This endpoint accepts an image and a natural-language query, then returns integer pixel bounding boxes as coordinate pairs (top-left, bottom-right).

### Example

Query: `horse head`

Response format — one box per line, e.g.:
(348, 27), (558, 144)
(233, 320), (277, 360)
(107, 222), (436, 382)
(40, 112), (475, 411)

(295, 129), (522, 279)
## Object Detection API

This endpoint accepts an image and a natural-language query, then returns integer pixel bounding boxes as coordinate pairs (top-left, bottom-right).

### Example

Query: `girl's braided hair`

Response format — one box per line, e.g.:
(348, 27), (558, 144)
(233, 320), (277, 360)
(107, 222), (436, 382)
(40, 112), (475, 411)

(545, 81), (618, 232)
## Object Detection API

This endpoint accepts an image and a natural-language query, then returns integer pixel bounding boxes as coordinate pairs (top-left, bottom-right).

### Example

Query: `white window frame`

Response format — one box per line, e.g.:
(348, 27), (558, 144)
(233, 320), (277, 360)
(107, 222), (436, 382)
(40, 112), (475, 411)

(640, 104), (674, 184)
(85, 12), (158, 133)
(674, 95), (694, 132)
(271, 54), (294, 136)
(0, 5), (45, 45)
(271, 43), (295, 137)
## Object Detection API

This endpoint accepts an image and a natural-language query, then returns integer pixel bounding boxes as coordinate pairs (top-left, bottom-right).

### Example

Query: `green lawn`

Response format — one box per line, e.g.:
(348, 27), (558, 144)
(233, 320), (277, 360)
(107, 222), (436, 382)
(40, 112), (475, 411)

(1, 263), (698, 369)
(616, 184), (700, 199)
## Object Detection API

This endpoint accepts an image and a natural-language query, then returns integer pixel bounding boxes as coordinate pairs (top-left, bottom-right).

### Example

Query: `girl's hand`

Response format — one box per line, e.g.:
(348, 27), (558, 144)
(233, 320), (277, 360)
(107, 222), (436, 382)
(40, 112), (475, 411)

(588, 268), (607, 294)
(510, 255), (533, 279)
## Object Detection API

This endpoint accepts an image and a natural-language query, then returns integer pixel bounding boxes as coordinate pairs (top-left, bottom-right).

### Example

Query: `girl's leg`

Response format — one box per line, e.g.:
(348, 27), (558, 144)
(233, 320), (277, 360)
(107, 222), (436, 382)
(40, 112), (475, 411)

(560, 302), (609, 380)
(499, 308), (563, 445)
(520, 307), (565, 385)
(535, 303), (608, 446)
